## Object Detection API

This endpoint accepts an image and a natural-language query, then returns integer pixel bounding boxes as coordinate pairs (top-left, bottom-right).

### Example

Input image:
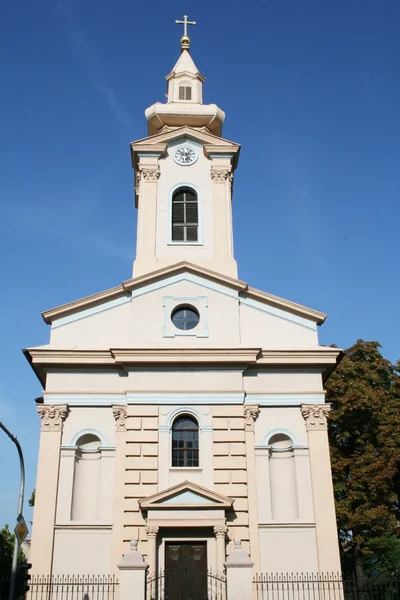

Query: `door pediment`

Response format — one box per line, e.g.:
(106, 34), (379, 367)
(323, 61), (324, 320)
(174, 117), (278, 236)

(139, 480), (234, 510)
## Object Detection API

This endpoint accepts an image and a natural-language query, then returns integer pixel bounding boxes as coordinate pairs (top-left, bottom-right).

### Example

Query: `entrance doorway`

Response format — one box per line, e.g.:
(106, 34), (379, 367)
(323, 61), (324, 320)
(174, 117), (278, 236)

(165, 542), (207, 600)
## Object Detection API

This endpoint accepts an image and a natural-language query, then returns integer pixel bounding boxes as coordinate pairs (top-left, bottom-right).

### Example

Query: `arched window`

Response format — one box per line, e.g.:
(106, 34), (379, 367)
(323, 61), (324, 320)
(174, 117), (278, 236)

(179, 85), (192, 100)
(172, 415), (199, 467)
(71, 433), (101, 521)
(172, 187), (198, 242)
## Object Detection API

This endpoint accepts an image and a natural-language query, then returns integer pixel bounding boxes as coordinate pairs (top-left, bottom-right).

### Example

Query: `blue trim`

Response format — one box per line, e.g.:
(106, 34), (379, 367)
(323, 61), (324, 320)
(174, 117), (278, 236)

(263, 428), (299, 446)
(126, 392), (245, 405)
(239, 296), (317, 331)
(165, 406), (211, 432)
(44, 394), (124, 405)
(70, 428), (108, 447)
(168, 182), (203, 245)
(163, 295), (209, 338)
(52, 295), (131, 329)
(245, 393), (325, 406)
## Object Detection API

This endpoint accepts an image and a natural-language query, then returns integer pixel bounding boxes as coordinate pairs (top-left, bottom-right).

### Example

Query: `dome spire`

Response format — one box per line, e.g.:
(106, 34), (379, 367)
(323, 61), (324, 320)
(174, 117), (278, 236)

(175, 14), (196, 52)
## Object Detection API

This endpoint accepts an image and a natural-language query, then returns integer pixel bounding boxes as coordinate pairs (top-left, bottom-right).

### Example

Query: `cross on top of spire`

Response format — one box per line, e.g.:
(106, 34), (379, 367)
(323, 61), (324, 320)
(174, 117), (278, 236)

(175, 15), (196, 52)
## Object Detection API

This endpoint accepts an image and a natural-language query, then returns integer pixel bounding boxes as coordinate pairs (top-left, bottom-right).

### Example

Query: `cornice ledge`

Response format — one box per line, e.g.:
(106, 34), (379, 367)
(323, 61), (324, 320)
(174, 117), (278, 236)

(258, 348), (343, 365)
(245, 287), (326, 325)
(42, 285), (126, 324)
(111, 348), (261, 365)
(130, 126), (239, 148)
(122, 261), (248, 293)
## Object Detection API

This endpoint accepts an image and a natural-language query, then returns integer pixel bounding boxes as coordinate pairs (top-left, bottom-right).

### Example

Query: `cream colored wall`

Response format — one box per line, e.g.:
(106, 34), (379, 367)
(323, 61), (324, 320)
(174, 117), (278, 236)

(259, 527), (319, 572)
(49, 279), (318, 350)
(45, 369), (244, 394)
(133, 138), (238, 278)
(52, 529), (112, 575)
(239, 303), (318, 347)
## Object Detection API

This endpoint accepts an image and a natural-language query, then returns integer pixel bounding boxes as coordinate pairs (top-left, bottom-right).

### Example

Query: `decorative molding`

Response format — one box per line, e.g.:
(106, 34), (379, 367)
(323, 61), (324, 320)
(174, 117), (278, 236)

(214, 525), (228, 539)
(112, 405), (127, 432)
(37, 404), (68, 432)
(163, 295), (208, 338)
(145, 525), (159, 539)
(301, 404), (331, 431)
(41, 260), (326, 326)
(141, 168), (160, 183)
(210, 168), (231, 183)
(239, 296), (317, 331)
(244, 405), (260, 432)
(134, 171), (141, 195)
(245, 393), (325, 406)
(70, 428), (108, 447)
(51, 295), (131, 329)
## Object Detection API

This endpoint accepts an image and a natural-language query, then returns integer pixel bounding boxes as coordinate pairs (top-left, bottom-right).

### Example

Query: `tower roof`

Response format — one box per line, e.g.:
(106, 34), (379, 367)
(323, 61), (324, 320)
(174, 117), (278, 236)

(168, 49), (202, 78)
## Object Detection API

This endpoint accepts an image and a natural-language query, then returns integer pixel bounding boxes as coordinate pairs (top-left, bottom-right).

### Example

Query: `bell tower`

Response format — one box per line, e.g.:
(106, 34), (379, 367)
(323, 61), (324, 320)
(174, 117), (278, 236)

(131, 16), (240, 278)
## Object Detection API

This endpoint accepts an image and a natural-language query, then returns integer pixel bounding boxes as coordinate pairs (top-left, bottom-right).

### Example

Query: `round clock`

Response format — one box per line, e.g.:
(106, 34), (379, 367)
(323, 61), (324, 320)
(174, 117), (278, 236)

(174, 146), (198, 166)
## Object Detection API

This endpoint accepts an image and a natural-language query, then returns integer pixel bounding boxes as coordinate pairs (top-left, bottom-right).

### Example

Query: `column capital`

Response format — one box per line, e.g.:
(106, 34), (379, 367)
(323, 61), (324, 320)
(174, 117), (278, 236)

(301, 403), (331, 431)
(244, 405), (260, 432)
(37, 404), (68, 432)
(210, 168), (231, 183)
(145, 525), (159, 539)
(141, 167), (160, 183)
(213, 525), (228, 539)
(112, 405), (127, 432)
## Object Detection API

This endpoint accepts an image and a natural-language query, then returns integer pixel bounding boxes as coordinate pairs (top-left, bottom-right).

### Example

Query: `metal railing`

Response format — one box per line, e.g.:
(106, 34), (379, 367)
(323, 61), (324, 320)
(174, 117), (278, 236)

(207, 570), (227, 600)
(26, 575), (119, 600)
(145, 569), (226, 600)
(253, 573), (400, 600)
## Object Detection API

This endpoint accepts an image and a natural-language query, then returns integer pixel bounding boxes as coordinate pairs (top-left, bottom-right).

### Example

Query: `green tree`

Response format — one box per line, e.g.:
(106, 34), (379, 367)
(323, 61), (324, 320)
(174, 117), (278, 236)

(0, 525), (15, 582)
(326, 340), (400, 574)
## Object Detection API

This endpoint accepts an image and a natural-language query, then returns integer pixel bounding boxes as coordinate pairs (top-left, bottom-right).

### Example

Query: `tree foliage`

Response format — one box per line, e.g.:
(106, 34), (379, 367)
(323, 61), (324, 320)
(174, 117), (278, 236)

(326, 340), (400, 573)
(0, 525), (15, 582)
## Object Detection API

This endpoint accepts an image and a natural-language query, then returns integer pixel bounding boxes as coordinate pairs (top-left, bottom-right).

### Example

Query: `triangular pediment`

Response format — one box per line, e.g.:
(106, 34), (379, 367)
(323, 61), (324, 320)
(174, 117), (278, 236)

(139, 481), (234, 510)
(131, 126), (239, 150)
(40, 261), (326, 326)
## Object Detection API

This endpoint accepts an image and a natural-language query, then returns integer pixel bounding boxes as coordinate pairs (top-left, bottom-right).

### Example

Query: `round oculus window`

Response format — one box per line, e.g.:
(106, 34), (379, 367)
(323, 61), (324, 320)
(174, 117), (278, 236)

(171, 305), (200, 331)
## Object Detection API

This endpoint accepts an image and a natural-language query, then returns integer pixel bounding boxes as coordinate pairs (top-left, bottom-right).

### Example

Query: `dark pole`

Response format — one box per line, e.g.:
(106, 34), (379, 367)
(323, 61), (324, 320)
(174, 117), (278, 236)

(0, 421), (26, 600)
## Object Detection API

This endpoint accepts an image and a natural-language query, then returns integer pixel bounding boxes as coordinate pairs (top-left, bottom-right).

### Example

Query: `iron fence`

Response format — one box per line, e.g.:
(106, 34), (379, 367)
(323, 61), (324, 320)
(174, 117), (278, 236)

(146, 570), (165, 600)
(207, 570), (227, 600)
(253, 573), (400, 600)
(145, 569), (226, 600)
(26, 575), (119, 600)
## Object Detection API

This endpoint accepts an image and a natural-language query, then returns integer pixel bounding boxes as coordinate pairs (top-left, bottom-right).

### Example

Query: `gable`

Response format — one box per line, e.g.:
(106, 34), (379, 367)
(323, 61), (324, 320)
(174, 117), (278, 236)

(139, 481), (233, 510)
(161, 491), (217, 506)
(44, 269), (320, 350)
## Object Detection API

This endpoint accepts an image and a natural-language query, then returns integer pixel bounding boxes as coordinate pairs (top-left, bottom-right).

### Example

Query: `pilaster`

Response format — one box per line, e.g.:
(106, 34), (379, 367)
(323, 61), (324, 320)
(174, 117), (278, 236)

(214, 525), (228, 572)
(145, 525), (159, 575)
(301, 404), (341, 572)
(111, 405), (128, 572)
(30, 404), (68, 575)
(133, 157), (161, 277)
(243, 405), (260, 572)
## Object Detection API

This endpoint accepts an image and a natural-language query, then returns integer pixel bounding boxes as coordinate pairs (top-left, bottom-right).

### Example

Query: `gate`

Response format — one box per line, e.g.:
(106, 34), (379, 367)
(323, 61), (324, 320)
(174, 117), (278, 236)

(146, 569), (226, 600)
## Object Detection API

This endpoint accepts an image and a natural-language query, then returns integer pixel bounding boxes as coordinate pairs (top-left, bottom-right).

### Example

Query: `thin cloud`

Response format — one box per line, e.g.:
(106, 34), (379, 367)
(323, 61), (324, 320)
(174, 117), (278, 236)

(56, 0), (132, 127)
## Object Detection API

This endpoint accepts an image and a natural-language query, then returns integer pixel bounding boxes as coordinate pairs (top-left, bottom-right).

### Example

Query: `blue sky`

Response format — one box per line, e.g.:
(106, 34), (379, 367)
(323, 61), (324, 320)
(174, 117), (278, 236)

(0, 0), (399, 530)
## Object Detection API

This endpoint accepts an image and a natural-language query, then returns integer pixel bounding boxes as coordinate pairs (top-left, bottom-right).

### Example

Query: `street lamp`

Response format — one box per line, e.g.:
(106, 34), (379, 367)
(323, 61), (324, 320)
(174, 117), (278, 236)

(0, 421), (27, 600)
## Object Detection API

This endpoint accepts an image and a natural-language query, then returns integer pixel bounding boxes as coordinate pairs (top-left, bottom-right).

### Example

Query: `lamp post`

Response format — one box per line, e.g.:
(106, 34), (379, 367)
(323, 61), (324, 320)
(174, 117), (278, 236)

(0, 421), (26, 600)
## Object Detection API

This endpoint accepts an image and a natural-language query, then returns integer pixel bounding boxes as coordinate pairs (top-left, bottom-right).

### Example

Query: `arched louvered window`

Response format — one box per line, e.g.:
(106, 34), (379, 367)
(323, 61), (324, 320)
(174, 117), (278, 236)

(172, 415), (199, 467)
(172, 187), (198, 242)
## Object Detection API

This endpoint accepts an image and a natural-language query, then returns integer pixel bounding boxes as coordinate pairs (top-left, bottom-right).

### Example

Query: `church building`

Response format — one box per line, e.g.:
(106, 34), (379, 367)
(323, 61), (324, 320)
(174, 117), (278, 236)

(26, 17), (342, 588)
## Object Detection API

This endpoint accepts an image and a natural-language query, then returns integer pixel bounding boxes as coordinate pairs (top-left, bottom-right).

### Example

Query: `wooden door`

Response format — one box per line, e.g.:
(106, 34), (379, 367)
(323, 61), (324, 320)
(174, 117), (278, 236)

(165, 542), (207, 600)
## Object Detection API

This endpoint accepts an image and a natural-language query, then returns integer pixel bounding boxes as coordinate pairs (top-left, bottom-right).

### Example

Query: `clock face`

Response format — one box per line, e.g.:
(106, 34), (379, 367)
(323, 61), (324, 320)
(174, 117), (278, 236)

(174, 146), (198, 166)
